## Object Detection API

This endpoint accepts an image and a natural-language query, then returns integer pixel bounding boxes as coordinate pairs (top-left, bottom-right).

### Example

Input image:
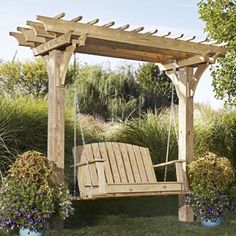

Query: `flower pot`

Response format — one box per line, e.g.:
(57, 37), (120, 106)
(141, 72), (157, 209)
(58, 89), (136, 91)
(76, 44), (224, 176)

(19, 228), (44, 236)
(201, 217), (222, 227)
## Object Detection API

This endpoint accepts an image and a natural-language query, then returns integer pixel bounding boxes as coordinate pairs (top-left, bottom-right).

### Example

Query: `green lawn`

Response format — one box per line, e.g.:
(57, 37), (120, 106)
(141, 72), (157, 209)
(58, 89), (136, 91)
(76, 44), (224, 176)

(1, 196), (236, 236)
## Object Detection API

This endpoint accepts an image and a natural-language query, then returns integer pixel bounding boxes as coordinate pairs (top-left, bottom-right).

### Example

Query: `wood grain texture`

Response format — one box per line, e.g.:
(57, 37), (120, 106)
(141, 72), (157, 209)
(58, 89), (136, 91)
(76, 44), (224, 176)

(37, 15), (227, 57)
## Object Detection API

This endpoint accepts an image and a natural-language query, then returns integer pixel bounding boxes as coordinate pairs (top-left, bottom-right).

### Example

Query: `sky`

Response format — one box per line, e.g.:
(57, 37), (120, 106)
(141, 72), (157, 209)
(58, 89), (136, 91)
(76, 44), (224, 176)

(0, 0), (224, 109)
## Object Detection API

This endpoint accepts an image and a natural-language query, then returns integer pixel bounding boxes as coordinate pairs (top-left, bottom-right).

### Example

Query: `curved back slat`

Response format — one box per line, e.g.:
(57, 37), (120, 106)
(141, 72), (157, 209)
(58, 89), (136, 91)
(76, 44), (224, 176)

(76, 142), (157, 186)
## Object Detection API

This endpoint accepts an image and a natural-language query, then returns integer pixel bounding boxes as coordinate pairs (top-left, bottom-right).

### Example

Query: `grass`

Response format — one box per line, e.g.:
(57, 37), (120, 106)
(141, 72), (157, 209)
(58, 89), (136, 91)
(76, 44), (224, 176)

(0, 96), (106, 179)
(0, 196), (236, 236)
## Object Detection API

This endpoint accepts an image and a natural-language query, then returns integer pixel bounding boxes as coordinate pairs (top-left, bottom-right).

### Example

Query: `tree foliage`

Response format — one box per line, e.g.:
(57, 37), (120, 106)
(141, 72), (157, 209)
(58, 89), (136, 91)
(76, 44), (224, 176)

(0, 59), (175, 121)
(136, 63), (178, 112)
(67, 63), (175, 121)
(0, 59), (48, 98)
(198, 0), (236, 106)
(67, 64), (142, 121)
(0, 59), (75, 98)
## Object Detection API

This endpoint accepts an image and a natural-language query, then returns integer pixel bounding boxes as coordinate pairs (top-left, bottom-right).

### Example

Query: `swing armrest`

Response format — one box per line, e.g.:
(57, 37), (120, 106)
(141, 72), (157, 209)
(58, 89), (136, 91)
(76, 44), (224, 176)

(153, 160), (185, 168)
(70, 159), (106, 168)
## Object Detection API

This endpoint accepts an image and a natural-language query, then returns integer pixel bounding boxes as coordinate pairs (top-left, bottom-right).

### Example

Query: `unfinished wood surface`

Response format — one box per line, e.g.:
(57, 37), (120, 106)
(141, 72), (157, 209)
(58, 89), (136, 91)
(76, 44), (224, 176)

(17, 27), (46, 43)
(96, 161), (106, 193)
(118, 143), (135, 183)
(81, 144), (99, 186)
(74, 142), (188, 199)
(11, 14), (227, 65)
(153, 160), (185, 168)
(98, 143), (113, 183)
(162, 54), (212, 71)
(36, 16), (227, 57)
(139, 147), (157, 182)
(33, 31), (72, 56)
(175, 162), (185, 183)
(11, 15), (227, 63)
(74, 190), (190, 200)
(26, 21), (56, 38)
(175, 67), (195, 222)
(9, 32), (35, 47)
(178, 199), (194, 222)
(125, 144), (142, 183)
(105, 142), (121, 183)
(77, 44), (171, 64)
(133, 145), (148, 182)
(178, 67), (194, 165)
(112, 142), (128, 183)
(45, 50), (65, 171)
(106, 182), (184, 193)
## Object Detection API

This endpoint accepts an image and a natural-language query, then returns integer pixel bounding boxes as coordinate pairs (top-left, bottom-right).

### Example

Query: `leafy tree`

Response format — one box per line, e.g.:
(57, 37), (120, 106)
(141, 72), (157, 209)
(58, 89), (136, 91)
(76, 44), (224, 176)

(67, 63), (176, 121)
(0, 59), (75, 98)
(67, 64), (141, 121)
(198, 0), (236, 106)
(136, 63), (178, 111)
(0, 59), (47, 98)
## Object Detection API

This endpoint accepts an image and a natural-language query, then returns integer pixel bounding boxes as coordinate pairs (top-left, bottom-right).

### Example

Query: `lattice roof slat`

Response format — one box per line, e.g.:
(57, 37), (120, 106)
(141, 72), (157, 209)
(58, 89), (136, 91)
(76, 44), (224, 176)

(10, 13), (228, 67)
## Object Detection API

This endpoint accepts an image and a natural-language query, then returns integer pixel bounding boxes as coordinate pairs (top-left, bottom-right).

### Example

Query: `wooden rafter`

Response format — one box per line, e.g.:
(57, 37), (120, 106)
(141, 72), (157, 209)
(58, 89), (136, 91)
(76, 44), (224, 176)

(10, 13), (227, 65)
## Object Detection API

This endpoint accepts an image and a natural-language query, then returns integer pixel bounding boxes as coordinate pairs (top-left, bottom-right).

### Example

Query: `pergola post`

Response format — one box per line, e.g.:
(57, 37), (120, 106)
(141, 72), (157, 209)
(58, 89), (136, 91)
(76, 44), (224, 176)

(178, 67), (194, 166)
(44, 45), (76, 178)
(177, 67), (194, 222)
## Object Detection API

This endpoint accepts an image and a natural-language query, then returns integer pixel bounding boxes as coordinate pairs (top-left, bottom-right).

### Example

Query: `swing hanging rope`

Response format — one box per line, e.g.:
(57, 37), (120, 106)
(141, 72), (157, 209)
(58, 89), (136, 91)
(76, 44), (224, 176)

(72, 53), (94, 198)
(164, 60), (178, 182)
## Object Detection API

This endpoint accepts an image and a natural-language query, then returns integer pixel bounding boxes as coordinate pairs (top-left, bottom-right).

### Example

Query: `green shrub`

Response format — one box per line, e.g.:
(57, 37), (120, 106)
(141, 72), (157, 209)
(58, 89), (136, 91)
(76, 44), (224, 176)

(0, 96), (105, 179)
(0, 150), (73, 231)
(186, 151), (235, 221)
(106, 110), (178, 180)
(110, 110), (178, 164)
(188, 152), (235, 192)
(194, 105), (236, 166)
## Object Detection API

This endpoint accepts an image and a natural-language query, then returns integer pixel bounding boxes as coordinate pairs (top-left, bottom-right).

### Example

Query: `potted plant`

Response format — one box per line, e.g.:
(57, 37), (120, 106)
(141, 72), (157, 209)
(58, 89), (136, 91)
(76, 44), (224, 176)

(186, 152), (235, 227)
(0, 151), (74, 236)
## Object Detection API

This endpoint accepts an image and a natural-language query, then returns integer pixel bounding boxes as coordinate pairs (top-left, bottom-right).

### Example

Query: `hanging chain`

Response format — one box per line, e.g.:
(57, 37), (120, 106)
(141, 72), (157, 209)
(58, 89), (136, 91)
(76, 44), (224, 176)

(72, 53), (77, 198)
(75, 96), (94, 191)
(164, 60), (178, 182)
(72, 53), (94, 198)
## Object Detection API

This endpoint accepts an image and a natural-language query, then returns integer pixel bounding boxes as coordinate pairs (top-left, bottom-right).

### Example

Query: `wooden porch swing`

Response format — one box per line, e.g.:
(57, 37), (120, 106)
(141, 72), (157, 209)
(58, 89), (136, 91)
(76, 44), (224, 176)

(72, 60), (189, 200)
(10, 12), (227, 221)
(74, 142), (189, 200)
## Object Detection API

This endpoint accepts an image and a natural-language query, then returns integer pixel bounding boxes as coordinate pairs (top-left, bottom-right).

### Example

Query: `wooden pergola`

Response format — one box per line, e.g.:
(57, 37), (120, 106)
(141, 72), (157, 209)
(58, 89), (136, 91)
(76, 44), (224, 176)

(10, 12), (227, 222)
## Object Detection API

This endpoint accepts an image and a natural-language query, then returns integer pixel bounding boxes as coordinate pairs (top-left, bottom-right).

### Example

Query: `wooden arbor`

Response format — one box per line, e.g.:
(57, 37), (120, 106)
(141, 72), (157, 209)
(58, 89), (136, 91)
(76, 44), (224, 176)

(10, 12), (227, 222)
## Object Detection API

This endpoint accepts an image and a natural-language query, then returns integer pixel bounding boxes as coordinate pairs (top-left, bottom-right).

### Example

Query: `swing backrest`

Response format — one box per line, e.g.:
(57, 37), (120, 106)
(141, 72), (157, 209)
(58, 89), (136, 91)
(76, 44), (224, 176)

(75, 142), (157, 187)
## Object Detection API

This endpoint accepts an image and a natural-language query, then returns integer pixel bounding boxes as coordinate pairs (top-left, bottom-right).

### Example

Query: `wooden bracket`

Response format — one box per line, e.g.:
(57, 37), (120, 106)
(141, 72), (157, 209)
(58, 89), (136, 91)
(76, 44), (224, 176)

(33, 30), (73, 56)
(72, 33), (89, 47)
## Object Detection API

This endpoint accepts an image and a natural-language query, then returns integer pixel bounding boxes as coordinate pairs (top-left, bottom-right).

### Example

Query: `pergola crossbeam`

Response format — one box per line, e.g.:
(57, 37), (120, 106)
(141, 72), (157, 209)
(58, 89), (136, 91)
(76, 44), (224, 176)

(33, 31), (73, 56)
(9, 32), (35, 47)
(17, 27), (46, 43)
(35, 15), (227, 57)
(161, 54), (220, 71)
(27, 21), (56, 39)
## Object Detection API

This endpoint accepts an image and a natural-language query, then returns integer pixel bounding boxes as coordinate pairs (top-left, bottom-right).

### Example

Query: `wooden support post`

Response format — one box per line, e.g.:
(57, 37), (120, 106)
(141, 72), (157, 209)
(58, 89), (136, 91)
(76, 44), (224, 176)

(176, 67), (194, 222)
(44, 45), (75, 175)
(44, 46), (75, 229)
(178, 67), (194, 167)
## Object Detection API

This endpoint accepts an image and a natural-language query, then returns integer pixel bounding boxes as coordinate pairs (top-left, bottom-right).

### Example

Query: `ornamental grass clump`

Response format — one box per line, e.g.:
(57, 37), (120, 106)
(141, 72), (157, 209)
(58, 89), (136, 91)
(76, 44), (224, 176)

(186, 152), (235, 221)
(0, 151), (73, 232)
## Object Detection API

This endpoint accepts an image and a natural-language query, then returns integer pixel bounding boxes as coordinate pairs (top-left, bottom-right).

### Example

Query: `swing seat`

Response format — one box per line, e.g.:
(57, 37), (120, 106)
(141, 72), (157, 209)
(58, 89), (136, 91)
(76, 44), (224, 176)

(74, 142), (190, 199)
